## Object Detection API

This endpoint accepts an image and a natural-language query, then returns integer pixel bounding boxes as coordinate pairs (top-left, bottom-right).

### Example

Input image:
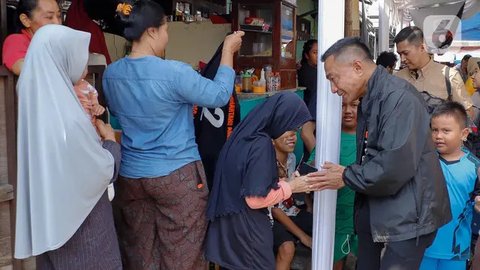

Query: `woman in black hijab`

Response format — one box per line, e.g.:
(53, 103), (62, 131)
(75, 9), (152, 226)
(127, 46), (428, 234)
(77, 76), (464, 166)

(298, 39), (318, 158)
(205, 92), (323, 269)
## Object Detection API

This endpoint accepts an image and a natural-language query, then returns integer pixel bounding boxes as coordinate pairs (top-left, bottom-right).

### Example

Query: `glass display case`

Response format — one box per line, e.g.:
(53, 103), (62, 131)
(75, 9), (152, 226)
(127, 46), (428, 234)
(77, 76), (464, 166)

(237, 3), (273, 57)
(232, 0), (297, 90)
(280, 4), (294, 59)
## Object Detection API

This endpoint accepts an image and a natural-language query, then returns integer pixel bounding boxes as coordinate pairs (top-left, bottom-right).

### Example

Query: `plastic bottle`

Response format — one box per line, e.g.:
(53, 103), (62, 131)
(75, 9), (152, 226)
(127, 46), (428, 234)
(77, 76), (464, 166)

(235, 72), (242, 93)
(252, 69), (266, 93)
(259, 68), (266, 89)
(265, 65), (273, 92)
(242, 72), (252, 93)
(273, 72), (281, 91)
(175, 2), (183, 21)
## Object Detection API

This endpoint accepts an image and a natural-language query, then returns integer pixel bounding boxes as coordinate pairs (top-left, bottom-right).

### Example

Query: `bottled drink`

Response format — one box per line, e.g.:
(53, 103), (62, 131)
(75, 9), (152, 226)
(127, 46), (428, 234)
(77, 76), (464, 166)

(271, 72), (281, 91)
(234, 73), (242, 93)
(252, 68), (266, 93)
(275, 72), (281, 90)
(259, 68), (266, 89)
(265, 65), (273, 92)
(242, 72), (252, 93)
(175, 2), (184, 21)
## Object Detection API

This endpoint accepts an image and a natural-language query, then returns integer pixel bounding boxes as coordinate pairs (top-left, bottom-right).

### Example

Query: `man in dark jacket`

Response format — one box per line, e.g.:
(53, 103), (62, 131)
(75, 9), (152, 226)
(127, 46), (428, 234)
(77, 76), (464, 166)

(312, 37), (452, 269)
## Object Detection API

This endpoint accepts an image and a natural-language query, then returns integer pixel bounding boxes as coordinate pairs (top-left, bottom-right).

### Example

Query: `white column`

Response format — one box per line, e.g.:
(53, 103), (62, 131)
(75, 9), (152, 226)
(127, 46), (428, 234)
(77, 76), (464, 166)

(312, 0), (344, 269)
(378, 0), (391, 53)
(226, 0), (232, 14)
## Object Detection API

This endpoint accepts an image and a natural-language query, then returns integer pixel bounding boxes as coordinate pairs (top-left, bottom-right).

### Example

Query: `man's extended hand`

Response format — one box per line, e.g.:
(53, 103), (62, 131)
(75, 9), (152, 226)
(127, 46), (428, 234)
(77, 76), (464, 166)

(305, 162), (346, 191)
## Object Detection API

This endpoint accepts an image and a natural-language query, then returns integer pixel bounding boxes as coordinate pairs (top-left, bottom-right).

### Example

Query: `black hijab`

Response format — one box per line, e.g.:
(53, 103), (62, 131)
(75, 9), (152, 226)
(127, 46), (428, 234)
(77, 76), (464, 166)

(206, 92), (312, 220)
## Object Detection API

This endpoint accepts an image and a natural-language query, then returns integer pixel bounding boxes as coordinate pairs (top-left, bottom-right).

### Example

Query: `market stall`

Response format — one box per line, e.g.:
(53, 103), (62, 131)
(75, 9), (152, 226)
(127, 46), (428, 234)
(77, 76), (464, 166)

(0, 1), (317, 269)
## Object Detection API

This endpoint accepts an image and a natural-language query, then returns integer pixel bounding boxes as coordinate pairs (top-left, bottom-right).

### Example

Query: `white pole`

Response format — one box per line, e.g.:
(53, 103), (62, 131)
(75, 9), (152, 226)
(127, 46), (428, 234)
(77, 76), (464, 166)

(379, 0), (391, 53)
(312, 0), (344, 269)
(226, 0), (231, 14)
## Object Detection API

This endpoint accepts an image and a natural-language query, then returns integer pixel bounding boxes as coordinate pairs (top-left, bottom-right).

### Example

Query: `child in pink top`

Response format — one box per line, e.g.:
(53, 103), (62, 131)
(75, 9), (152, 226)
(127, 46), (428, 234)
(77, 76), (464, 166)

(74, 72), (105, 126)
(74, 72), (113, 202)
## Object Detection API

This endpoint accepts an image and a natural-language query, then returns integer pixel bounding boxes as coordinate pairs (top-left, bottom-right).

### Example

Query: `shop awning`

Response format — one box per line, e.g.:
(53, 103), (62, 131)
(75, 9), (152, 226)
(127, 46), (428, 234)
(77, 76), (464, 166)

(462, 11), (480, 40)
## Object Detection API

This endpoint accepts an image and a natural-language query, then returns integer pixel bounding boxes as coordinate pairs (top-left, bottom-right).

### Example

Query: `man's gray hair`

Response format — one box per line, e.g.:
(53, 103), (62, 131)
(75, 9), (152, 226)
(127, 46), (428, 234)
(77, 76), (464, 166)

(320, 37), (373, 63)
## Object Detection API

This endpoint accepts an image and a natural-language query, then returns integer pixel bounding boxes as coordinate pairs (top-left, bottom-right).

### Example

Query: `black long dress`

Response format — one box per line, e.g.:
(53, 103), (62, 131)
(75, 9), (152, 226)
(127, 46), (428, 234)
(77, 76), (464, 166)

(297, 62), (318, 121)
(205, 93), (312, 269)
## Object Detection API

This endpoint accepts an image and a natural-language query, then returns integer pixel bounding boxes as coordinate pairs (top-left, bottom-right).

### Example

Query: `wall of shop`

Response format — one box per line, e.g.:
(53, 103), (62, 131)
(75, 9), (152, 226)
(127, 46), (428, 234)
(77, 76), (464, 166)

(166, 21), (231, 68)
(297, 0), (316, 27)
(104, 33), (128, 63)
(104, 20), (231, 68)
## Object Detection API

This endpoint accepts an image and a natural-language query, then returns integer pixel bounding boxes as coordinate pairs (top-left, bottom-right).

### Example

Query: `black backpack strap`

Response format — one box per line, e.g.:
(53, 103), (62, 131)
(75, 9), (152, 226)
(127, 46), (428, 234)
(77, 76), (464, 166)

(445, 67), (453, 101)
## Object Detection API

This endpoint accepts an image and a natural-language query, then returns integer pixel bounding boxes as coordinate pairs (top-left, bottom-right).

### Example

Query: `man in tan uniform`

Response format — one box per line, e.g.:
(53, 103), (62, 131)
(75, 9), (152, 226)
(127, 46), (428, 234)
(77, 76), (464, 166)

(394, 26), (473, 111)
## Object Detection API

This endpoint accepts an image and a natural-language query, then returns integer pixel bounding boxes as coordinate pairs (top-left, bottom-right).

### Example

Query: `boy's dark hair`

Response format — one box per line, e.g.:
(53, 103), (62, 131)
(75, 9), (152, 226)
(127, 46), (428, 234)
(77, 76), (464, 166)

(393, 26), (424, 45)
(117, 0), (166, 42)
(462, 54), (472, 62)
(376, 51), (397, 69)
(321, 37), (373, 62)
(301, 39), (317, 65)
(431, 101), (468, 128)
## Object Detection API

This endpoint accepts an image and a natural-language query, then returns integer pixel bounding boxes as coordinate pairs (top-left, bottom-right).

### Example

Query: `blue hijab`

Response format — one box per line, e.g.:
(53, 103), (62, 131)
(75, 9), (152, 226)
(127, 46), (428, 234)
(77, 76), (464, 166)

(206, 92), (312, 220)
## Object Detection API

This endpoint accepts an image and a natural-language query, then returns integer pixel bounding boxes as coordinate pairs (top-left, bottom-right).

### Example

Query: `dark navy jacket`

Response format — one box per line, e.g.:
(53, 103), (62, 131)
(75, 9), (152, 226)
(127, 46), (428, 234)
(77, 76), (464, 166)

(344, 66), (452, 242)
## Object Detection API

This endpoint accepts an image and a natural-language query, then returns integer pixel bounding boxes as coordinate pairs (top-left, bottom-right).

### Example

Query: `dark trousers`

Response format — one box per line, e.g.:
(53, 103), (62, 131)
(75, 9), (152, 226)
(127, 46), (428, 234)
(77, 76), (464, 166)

(355, 204), (436, 270)
(473, 234), (480, 270)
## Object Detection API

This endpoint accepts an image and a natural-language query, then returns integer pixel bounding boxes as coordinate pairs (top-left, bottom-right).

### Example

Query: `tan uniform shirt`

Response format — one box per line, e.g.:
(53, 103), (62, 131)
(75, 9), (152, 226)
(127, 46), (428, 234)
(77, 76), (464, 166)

(395, 59), (473, 109)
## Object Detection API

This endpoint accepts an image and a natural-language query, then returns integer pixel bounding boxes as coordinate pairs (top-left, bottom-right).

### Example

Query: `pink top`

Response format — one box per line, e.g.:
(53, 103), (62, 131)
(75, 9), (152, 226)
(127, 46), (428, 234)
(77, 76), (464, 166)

(74, 79), (99, 125)
(2, 29), (32, 70)
(245, 181), (292, 209)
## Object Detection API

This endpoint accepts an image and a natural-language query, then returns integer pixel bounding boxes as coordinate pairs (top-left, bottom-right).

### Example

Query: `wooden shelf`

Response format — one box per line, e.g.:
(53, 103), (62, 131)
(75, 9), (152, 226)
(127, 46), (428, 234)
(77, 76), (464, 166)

(233, 0), (297, 90)
(239, 24), (273, 33)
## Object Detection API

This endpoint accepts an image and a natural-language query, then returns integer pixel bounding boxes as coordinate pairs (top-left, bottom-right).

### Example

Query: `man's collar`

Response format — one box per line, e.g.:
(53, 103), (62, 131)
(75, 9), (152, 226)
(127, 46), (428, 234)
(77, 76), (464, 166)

(362, 66), (385, 115)
(409, 57), (433, 80)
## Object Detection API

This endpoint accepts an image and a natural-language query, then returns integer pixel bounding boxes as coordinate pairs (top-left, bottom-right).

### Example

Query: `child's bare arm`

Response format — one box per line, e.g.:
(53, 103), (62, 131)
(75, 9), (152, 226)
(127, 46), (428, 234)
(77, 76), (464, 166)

(301, 121), (316, 153)
(89, 92), (105, 116)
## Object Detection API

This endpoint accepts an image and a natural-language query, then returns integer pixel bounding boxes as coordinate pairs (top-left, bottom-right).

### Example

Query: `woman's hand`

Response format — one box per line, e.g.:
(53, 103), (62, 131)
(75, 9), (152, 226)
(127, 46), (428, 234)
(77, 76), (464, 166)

(220, 31), (244, 68)
(95, 119), (116, 142)
(223, 31), (245, 54)
(289, 162), (346, 193)
(288, 172), (317, 194)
